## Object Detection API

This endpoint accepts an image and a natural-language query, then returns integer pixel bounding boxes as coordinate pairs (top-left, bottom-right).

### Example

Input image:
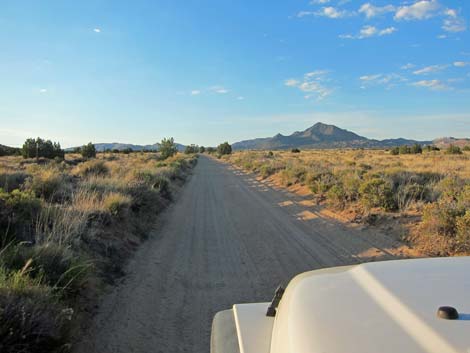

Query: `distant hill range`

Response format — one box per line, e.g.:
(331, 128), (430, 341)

(232, 122), (434, 150)
(66, 142), (186, 152)
(0, 144), (20, 156)
(433, 137), (470, 148)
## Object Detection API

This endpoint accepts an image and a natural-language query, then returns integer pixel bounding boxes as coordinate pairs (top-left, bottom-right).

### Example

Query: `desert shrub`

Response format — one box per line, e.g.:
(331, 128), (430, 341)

(446, 144), (462, 155)
(359, 178), (395, 211)
(103, 192), (132, 217)
(80, 142), (96, 159)
(0, 189), (41, 243)
(306, 171), (336, 194)
(0, 172), (28, 192)
(74, 160), (109, 177)
(259, 164), (275, 179)
(410, 144), (423, 154)
(436, 176), (465, 199)
(327, 184), (347, 209)
(184, 144), (199, 154)
(159, 137), (178, 160)
(399, 145), (411, 154)
(421, 199), (461, 237)
(0, 267), (71, 353)
(291, 148), (301, 153)
(153, 175), (171, 199)
(390, 147), (399, 155)
(24, 170), (68, 201)
(217, 142), (232, 156)
(463, 145), (470, 151)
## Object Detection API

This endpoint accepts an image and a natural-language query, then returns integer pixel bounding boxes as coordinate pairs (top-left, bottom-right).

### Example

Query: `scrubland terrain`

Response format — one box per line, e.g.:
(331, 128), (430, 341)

(0, 152), (197, 353)
(223, 149), (470, 256)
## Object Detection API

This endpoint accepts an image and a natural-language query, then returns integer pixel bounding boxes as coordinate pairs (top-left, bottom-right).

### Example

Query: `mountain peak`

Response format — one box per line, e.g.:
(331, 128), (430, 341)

(232, 123), (431, 150)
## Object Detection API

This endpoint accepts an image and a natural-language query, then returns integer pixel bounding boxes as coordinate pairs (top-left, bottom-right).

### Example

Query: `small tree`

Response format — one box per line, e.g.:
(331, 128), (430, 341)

(399, 145), (410, 154)
(410, 144), (422, 154)
(199, 146), (206, 153)
(21, 137), (64, 159)
(390, 147), (399, 155)
(184, 144), (199, 154)
(217, 142), (232, 155)
(159, 137), (177, 160)
(81, 142), (97, 159)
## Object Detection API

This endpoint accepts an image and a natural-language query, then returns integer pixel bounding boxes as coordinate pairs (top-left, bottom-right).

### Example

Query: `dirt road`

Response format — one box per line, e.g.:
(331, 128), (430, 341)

(76, 155), (406, 353)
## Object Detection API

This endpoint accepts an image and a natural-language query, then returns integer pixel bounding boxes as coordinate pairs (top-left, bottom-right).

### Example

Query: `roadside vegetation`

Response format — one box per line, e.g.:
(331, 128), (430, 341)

(224, 147), (470, 256)
(0, 138), (197, 353)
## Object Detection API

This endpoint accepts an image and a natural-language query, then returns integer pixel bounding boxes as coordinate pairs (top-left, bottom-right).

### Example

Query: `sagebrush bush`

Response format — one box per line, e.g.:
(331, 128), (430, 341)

(359, 178), (395, 211)
(74, 160), (109, 177)
(0, 172), (28, 192)
(24, 169), (68, 201)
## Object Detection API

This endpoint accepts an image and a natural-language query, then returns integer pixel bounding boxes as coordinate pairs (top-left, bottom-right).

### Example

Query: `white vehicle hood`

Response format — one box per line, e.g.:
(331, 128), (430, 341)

(271, 257), (470, 353)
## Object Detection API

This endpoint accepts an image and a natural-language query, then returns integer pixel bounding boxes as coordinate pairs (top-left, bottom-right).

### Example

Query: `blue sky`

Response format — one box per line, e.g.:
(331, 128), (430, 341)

(0, 0), (469, 147)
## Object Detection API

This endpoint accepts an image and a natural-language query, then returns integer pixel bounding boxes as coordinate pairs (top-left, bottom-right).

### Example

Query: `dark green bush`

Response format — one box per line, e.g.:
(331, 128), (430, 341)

(359, 178), (395, 211)
(159, 137), (178, 160)
(81, 142), (96, 159)
(21, 138), (64, 160)
(291, 148), (301, 153)
(217, 142), (232, 156)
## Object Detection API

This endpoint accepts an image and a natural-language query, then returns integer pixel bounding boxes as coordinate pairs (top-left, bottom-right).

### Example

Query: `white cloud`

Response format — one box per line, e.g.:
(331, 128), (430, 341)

(39, 88), (47, 93)
(360, 74), (382, 81)
(412, 79), (449, 90)
(190, 90), (201, 96)
(340, 25), (397, 39)
(359, 3), (395, 19)
(437, 34), (447, 39)
(412, 64), (448, 75)
(401, 63), (415, 70)
(315, 6), (350, 19)
(285, 79), (300, 87)
(310, 0), (330, 3)
(209, 86), (230, 94)
(442, 13), (467, 32)
(454, 61), (470, 67)
(93, 28), (101, 33)
(285, 70), (333, 101)
(359, 73), (407, 88)
(394, 0), (440, 21)
(236, 96), (245, 100)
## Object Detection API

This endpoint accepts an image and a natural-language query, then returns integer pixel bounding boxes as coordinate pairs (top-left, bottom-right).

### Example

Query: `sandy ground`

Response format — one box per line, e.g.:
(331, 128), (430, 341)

(75, 155), (413, 353)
